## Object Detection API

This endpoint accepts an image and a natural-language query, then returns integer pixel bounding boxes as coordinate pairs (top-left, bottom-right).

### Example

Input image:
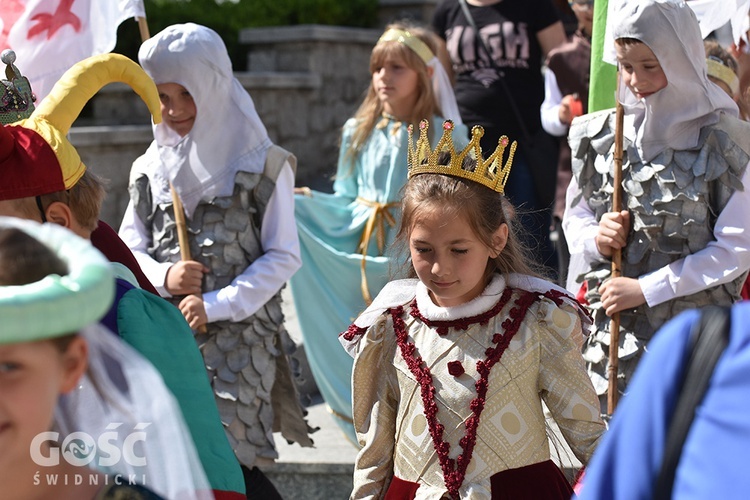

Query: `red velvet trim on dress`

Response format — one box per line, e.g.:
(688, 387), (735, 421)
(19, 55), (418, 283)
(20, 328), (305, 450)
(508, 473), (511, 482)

(384, 462), (573, 500)
(384, 475), (421, 499)
(489, 459), (573, 499)
(392, 288), (543, 499)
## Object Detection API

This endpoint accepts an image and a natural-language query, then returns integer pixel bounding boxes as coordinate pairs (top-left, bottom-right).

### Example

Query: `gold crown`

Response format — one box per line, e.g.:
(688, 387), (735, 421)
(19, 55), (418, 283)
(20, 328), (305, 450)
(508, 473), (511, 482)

(407, 119), (517, 194)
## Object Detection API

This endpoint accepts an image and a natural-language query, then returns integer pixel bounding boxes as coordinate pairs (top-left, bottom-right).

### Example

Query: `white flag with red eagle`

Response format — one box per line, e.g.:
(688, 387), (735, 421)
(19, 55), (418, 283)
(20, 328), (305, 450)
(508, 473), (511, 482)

(0, 0), (145, 104)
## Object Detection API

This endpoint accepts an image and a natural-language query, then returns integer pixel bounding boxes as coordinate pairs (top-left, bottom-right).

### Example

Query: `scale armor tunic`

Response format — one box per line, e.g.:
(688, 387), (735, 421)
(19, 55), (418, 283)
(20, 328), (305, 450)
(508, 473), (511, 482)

(132, 167), (310, 468)
(568, 110), (750, 397)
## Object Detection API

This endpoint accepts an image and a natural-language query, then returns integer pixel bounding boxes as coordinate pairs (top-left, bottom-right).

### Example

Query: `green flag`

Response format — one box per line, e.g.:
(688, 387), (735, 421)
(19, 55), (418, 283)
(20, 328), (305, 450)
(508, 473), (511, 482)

(588, 0), (618, 112)
(588, 0), (750, 113)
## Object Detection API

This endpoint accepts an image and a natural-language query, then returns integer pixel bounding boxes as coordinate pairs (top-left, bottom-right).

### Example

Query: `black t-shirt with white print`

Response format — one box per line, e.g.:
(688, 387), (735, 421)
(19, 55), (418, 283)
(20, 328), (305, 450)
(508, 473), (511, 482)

(432, 0), (560, 144)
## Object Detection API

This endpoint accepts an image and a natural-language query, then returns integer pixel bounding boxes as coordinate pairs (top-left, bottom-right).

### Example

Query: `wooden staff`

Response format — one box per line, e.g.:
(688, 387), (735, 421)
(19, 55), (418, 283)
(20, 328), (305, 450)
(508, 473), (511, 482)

(170, 183), (191, 263)
(138, 16), (207, 333)
(169, 183), (207, 333)
(608, 97), (625, 415)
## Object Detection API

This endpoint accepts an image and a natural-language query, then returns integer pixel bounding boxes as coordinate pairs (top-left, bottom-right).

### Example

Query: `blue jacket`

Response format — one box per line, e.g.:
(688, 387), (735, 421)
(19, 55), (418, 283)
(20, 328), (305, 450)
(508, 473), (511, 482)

(578, 303), (750, 499)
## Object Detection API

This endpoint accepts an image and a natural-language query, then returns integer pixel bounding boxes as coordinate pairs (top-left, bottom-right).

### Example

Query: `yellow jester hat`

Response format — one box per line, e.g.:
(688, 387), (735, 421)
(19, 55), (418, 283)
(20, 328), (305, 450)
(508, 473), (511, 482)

(0, 53), (161, 201)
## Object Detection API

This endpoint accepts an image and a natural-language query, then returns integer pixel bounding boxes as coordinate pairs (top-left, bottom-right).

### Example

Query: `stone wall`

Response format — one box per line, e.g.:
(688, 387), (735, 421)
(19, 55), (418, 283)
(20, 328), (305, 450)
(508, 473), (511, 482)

(240, 25), (381, 191)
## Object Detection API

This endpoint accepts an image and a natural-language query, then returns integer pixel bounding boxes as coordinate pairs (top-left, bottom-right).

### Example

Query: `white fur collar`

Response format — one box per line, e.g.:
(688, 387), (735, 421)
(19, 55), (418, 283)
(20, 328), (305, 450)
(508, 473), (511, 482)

(414, 274), (506, 321)
(351, 273), (574, 329)
(340, 273), (588, 358)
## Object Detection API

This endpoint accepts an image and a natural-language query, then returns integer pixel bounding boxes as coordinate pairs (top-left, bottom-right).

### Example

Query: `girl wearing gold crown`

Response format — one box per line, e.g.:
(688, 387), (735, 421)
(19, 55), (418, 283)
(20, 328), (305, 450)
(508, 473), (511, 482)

(290, 21), (470, 444)
(340, 120), (604, 499)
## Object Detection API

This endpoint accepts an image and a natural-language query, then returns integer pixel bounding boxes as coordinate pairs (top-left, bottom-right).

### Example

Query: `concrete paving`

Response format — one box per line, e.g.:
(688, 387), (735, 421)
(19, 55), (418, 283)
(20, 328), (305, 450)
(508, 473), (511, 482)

(274, 393), (359, 465)
(273, 286), (359, 464)
(263, 288), (357, 499)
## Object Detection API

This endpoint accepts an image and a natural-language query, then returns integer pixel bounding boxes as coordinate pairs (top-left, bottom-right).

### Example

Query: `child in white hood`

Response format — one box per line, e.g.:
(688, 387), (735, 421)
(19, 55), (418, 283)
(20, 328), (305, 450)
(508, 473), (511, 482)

(562, 0), (750, 408)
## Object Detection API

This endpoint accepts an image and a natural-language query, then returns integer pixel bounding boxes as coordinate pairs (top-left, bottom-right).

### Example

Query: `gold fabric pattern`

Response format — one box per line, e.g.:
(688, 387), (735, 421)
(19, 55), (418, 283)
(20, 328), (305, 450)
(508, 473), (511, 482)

(351, 287), (604, 499)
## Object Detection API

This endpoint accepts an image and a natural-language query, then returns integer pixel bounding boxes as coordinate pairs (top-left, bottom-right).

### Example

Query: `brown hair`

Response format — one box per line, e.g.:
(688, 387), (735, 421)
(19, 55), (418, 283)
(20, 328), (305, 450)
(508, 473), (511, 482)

(343, 21), (442, 170)
(0, 227), (77, 349)
(0, 227), (68, 285)
(10, 169), (106, 232)
(614, 37), (644, 48)
(43, 169), (106, 232)
(394, 155), (542, 281)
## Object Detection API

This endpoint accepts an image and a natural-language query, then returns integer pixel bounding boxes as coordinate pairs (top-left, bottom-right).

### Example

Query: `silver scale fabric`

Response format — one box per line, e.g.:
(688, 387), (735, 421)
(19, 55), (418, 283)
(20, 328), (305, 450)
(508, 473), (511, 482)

(568, 110), (750, 399)
(133, 169), (312, 468)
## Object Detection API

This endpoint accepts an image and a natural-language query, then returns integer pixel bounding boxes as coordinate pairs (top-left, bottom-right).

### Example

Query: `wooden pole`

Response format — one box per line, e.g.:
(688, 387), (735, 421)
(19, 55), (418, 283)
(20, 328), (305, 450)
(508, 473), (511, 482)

(607, 98), (625, 415)
(137, 16), (207, 333)
(169, 181), (199, 268)
(136, 17), (150, 41)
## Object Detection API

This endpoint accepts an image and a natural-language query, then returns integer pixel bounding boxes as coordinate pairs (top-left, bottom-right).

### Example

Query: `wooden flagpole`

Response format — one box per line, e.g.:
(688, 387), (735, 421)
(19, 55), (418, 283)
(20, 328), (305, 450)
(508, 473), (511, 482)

(136, 16), (150, 41)
(136, 15), (207, 334)
(608, 92), (625, 415)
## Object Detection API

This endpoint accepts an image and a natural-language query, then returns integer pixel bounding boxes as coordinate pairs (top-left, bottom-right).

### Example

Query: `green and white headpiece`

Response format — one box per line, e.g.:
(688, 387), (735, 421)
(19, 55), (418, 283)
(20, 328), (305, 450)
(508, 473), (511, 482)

(0, 217), (114, 343)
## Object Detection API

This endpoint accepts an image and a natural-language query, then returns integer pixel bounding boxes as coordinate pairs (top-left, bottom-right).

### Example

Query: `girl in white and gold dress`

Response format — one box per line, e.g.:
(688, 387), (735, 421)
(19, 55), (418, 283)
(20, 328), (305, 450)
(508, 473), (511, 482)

(340, 120), (605, 499)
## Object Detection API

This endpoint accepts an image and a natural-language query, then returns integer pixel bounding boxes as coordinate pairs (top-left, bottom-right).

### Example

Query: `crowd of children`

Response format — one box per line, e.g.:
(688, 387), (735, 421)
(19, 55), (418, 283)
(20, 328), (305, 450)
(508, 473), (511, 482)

(4, 0), (750, 497)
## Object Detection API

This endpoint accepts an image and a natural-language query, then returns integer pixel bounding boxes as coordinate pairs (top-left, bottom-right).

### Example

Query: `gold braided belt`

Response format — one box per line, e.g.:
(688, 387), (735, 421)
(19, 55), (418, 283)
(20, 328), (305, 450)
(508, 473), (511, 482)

(355, 197), (398, 304)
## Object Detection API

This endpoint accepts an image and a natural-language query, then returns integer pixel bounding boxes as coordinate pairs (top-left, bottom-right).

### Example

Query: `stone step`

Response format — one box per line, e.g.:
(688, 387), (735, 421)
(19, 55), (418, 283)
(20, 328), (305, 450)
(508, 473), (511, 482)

(267, 395), (357, 500)
(264, 461), (354, 500)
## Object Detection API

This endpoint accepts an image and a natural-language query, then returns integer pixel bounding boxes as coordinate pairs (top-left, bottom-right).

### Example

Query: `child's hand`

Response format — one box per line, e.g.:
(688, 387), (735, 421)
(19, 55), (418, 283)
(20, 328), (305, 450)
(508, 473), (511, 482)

(560, 94), (583, 125)
(165, 260), (209, 295)
(598, 277), (645, 316)
(294, 187), (312, 197)
(178, 294), (208, 330)
(595, 210), (630, 257)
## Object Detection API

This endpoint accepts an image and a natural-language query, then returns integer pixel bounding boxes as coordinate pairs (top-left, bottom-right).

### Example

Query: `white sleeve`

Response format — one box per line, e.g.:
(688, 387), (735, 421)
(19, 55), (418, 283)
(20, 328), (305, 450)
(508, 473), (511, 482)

(562, 176), (603, 260)
(562, 176), (609, 293)
(118, 200), (173, 297)
(639, 163), (750, 306)
(202, 161), (302, 322)
(541, 69), (569, 137)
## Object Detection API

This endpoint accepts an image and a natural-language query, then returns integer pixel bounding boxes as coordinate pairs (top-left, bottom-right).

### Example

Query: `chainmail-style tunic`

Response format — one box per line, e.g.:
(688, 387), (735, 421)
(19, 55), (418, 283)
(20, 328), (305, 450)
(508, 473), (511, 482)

(568, 110), (750, 397)
(131, 167), (311, 468)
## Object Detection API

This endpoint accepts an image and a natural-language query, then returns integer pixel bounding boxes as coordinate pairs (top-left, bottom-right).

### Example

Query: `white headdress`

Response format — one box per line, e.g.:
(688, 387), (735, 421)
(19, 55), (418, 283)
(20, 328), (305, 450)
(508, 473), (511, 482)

(139, 23), (272, 217)
(611, 0), (738, 162)
(55, 325), (213, 500)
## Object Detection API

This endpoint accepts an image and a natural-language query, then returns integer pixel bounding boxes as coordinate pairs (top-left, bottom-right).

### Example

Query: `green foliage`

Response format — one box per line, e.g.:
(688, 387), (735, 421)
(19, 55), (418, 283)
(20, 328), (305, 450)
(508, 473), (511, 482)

(114, 0), (378, 70)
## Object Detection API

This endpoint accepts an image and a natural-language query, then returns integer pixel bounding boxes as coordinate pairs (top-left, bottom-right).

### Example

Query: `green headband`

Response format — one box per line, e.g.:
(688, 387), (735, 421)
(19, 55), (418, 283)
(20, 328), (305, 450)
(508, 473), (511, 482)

(378, 28), (435, 65)
(0, 217), (114, 344)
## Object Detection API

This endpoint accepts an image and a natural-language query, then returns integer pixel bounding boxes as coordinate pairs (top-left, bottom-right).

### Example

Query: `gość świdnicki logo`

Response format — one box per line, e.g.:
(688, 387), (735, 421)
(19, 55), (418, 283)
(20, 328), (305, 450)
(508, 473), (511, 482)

(31, 423), (151, 468)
